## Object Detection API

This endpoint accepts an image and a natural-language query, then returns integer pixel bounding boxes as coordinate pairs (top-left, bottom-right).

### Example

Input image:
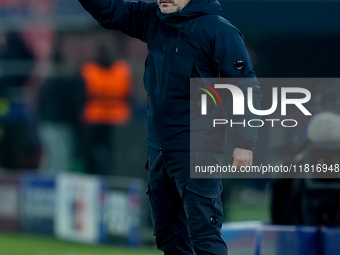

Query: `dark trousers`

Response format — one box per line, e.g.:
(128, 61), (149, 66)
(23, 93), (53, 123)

(146, 148), (228, 255)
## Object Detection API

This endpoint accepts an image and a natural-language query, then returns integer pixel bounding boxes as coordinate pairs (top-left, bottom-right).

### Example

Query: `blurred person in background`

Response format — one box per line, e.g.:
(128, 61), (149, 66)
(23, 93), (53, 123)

(81, 45), (132, 175)
(38, 36), (86, 174)
(78, 0), (261, 254)
(0, 31), (42, 170)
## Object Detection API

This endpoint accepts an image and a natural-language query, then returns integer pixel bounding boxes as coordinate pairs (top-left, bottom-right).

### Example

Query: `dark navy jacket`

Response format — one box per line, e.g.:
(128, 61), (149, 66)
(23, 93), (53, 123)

(79, 0), (262, 152)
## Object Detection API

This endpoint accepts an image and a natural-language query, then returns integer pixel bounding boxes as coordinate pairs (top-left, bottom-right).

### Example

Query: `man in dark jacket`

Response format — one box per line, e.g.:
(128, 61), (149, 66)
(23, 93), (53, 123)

(78, 0), (261, 254)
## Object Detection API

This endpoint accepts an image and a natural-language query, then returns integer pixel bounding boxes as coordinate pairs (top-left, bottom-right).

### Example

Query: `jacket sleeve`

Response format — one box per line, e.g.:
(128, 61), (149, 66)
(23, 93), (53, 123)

(212, 23), (262, 151)
(78, 0), (154, 42)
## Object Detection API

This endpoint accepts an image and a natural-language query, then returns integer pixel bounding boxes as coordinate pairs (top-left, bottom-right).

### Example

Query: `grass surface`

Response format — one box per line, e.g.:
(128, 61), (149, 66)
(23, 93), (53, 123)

(228, 204), (270, 222)
(0, 203), (269, 255)
(0, 234), (162, 255)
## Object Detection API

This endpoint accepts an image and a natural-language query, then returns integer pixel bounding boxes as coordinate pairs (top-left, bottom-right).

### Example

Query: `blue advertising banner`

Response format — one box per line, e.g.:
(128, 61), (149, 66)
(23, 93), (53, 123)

(222, 223), (319, 255)
(105, 177), (143, 247)
(261, 225), (318, 255)
(55, 174), (108, 244)
(222, 222), (262, 255)
(20, 174), (56, 235)
(322, 227), (340, 255)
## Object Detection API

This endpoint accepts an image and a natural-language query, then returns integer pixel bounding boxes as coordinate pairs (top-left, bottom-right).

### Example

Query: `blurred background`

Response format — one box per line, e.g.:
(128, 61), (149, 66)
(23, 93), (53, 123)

(0, 0), (340, 254)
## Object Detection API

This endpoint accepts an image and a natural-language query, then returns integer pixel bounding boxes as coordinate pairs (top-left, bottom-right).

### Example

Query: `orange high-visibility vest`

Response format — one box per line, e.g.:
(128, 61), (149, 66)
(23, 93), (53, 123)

(81, 60), (132, 125)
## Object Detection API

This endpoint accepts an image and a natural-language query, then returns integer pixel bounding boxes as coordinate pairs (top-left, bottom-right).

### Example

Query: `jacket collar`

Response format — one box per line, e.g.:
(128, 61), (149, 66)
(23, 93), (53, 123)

(157, 0), (222, 29)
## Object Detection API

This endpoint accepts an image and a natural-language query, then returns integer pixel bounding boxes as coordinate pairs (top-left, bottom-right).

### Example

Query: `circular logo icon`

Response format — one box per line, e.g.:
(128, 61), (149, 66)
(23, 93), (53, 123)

(234, 60), (245, 70)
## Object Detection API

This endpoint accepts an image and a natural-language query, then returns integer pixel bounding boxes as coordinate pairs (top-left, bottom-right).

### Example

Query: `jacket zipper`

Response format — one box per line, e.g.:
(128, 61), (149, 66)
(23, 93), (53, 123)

(159, 23), (182, 152)
(147, 93), (149, 116)
(163, 28), (168, 50)
(159, 28), (168, 152)
(176, 24), (182, 53)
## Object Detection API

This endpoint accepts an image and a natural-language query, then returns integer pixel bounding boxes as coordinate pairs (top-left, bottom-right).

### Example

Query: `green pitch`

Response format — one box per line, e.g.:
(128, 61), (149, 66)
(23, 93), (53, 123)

(0, 234), (162, 255)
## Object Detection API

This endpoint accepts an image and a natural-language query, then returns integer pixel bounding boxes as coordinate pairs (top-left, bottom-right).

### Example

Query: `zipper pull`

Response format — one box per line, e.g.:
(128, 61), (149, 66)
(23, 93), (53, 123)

(176, 25), (182, 53)
(163, 28), (168, 50)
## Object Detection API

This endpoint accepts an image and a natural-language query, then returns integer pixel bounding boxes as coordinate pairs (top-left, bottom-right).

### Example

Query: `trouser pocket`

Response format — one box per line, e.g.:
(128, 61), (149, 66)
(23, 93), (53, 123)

(184, 177), (224, 237)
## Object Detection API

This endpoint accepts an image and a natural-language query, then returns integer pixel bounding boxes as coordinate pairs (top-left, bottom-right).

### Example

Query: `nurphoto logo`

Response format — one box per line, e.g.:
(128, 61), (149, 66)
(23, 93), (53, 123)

(199, 83), (312, 128)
